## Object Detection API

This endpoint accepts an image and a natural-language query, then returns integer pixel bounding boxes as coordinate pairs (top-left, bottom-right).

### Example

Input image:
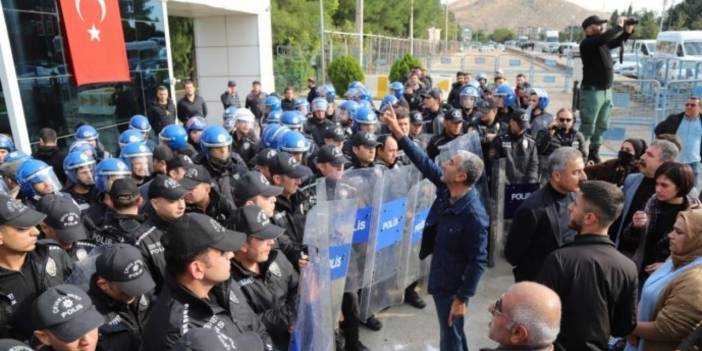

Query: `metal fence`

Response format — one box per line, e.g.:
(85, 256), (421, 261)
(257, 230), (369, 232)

(322, 31), (463, 76)
(493, 51), (574, 93)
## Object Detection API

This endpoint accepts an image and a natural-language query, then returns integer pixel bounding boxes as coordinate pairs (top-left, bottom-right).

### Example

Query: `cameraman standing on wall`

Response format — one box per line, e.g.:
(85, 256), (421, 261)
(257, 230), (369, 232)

(579, 15), (636, 164)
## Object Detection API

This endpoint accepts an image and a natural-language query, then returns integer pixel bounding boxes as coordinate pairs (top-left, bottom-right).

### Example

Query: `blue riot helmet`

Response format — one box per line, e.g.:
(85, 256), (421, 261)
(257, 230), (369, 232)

(262, 124), (289, 149)
(389, 81), (404, 99)
(185, 116), (207, 133)
(358, 99), (372, 110)
(16, 159), (62, 197)
(68, 141), (97, 160)
(120, 142), (153, 179)
(265, 95), (281, 113)
(344, 87), (362, 101)
(354, 106), (378, 126)
(359, 87), (372, 102)
(263, 110), (283, 125)
(129, 115), (151, 138)
(476, 72), (488, 82)
(320, 84), (336, 103)
(63, 151), (96, 186)
(186, 116), (208, 146)
(118, 129), (145, 149)
(494, 84), (516, 108)
(294, 98), (310, 116)
(223, 118), (236, 133)
(381, 95), (399, 110)
(223, 106), (238, 120)
(348, 81), (364, 91)
(277, 130), (310, 154)
(199, 125), (233, 160)
(75, 125), (99, 143)
(337, 100), (359, 123)
(4, 150), (30, 165)
(460, 86), (482, 110)
(281, 111), (304, 130)
(530, 88), (550, 111)
(0, 134), (15, 155)
(311, 97), (328, 117)
(158, 124), (188, 151)
(466, 79), (480, 89)
(95, 158), (131, 193)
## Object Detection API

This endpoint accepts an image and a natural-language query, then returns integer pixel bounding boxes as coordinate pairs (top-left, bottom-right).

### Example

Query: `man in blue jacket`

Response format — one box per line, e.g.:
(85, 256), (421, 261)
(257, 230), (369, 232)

(383, 108), (488, 351)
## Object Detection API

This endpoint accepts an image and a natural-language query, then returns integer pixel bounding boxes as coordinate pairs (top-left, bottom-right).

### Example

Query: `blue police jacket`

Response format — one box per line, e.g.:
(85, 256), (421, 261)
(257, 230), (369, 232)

(397, 135), (488, 302)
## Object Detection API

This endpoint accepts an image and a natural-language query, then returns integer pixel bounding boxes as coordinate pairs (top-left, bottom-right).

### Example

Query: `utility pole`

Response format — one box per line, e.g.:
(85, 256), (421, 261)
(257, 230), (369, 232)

(444, 1), (449, 53)
(660, 0), (669, 32)
(355, 0), (364, 67)
(409, 0), (414, 55)
(319, 0), (326, 82)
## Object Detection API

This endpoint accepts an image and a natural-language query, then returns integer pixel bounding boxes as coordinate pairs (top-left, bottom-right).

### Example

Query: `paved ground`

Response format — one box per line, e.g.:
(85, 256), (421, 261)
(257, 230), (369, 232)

(360, 255), (514, 350)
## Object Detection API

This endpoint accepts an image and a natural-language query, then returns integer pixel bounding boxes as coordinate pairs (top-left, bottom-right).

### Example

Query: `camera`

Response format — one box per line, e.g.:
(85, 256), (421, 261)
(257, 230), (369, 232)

(624, 18), (639, 25)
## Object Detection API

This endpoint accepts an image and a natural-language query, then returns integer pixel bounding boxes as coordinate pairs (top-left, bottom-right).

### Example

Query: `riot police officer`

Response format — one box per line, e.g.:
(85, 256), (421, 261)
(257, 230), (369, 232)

(304, 97), (336, 147)
(63, 151), (100, 211)
(231, 108), (260, 167)
(491, 109), (540, 184)
(467, 99), (504, 158)
(182, 164), (237, 223)
(427, 109), (464, 160)
(197, 125), (247, 208)
(94, 178), (153, 247)
(36, 194), (95, 263)
(84, 158), (131, 229)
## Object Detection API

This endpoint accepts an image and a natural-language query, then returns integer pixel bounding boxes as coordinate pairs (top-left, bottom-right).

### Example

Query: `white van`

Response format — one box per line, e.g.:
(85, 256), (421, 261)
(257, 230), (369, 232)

(655, 31), (702, 58)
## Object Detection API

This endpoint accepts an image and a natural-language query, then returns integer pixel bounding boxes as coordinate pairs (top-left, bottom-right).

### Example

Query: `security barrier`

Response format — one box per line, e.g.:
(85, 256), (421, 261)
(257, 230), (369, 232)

(494, 51), (573, 93)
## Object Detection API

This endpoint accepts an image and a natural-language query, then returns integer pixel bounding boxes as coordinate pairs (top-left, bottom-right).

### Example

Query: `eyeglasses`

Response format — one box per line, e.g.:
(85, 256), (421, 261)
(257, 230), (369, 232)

(489, 296), (508, 317)
(558, 118), (573, 122)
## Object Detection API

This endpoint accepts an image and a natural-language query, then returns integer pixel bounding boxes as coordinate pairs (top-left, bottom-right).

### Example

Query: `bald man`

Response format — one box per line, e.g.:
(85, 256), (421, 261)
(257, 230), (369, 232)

(482, 282), (562, 351)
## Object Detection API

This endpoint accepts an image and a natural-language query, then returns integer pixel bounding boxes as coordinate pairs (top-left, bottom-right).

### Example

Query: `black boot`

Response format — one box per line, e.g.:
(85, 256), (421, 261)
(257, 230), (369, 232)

(588, 144), (601, 164)
(404, 282), (426, 309)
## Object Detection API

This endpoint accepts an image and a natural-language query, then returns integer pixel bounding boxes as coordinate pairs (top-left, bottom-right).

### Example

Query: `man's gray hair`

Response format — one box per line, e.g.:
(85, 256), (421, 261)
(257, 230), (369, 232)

(650, 139), (679, 162)
(547, 147), (582, 176)
(511, 304), (560, 347)
(456, 150), (484, 187)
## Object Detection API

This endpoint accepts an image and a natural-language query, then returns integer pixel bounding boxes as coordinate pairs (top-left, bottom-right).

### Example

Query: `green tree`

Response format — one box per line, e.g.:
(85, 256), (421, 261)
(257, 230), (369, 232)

(168, 17), (194, 80)
(389, 54), (422, 82)
(666, 0), (702, 30)
(327, 56), (364, 96)
(473, 30), (488, 43)
(489, 28), (516, 43)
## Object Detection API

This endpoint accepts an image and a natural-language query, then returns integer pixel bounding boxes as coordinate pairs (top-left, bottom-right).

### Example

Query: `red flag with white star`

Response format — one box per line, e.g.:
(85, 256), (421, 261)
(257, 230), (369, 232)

(58, 0), (130, 86)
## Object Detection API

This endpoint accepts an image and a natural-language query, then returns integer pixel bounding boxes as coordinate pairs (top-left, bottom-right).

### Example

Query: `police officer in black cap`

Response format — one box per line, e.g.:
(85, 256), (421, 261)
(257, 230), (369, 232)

(232, 171), (282, 224)
(0, 194), (73, 340)
(268, 153), (312, 260)
(135, 174), (187, 290)
(408, 110), (428, 150)
(143, 212), (273, 350)
(182, 164), (236, 223)
(427, 109), (464, 161)
(304, 98), (337, 147)
(33, 284), (104, 351)
(36, 194), (95, 263)
(347, 131), (379, 170)
(491, 108), (540, 184)
(94, 178), (152, 247)
(467, 99), (504, 158)
(231, 205), (298, 350)
(253, 149), (279, 183)
(420, 88), (445, 135)
(322, 125), (347, 149)
(88, 243), (156, 351)
(374, 135), (402, 170)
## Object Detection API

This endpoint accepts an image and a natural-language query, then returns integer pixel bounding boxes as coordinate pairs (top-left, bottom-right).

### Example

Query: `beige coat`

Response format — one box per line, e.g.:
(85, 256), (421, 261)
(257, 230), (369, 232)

(646, 265), (702, 351)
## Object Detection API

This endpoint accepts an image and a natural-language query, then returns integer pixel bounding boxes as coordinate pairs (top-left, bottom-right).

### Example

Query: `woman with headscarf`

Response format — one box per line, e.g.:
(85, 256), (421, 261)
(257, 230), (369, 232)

(626, 205), (702, 351)
(586, 138), (647, 186)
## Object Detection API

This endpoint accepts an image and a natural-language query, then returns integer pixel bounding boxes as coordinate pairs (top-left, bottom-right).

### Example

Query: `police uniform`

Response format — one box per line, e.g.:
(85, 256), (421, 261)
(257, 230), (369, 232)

(492, 111), (540, 184)
(467, 119), (503, 158)
(64, 185), (100, 212)
(93, 209), (152, 247)
(89, 244), (156, 351)
(182, 165), (238, 223)
(142, 212), (273, 351)
(304, 117), (337, 147)
(196, 153), (247, 209)
(232, 132), (260, 167)
(0, 242), (73, 340)
(535, 127), (588, 159)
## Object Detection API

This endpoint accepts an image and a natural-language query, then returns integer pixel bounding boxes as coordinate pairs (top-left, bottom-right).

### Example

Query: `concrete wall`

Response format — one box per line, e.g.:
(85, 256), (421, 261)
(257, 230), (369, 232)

(192, 2), (273, 126)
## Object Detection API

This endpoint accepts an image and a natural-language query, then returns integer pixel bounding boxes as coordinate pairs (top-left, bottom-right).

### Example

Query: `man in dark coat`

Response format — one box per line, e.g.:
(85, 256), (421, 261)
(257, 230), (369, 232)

(505, 147), (586, 282)
(538, 181), (638, 351)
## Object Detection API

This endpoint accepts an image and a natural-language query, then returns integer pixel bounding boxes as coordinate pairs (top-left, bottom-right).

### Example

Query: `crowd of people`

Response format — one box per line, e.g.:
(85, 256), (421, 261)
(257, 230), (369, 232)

(1, 14), (702, 351)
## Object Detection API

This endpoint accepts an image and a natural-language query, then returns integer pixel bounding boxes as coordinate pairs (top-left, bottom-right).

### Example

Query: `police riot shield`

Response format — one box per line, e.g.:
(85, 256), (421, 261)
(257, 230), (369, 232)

(291, 205), (333, 351)
(65, 245), (107, 291)
(399, 176), (437, 291)
(359, 166), (414, 320)
(436, 130), (490, 209)
(317, 168), (384, 292)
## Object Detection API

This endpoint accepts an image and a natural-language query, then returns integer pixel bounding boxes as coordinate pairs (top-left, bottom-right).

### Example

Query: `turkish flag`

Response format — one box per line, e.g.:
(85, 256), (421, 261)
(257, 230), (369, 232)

(58, 0), (130, 86)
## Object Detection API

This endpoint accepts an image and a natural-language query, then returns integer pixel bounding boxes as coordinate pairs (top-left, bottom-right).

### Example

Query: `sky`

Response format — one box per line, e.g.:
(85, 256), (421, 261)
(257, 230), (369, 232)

(564, 0), (671, 14)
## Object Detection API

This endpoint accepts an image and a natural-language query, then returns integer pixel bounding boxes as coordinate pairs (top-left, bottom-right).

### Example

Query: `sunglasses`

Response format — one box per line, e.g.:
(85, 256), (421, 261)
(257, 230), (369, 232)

(558, 118), (573, 122)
